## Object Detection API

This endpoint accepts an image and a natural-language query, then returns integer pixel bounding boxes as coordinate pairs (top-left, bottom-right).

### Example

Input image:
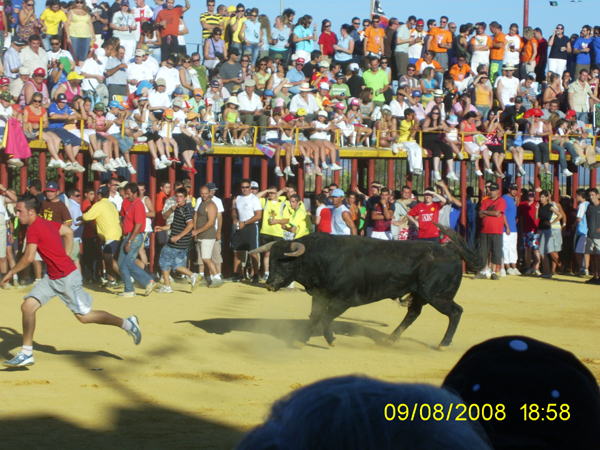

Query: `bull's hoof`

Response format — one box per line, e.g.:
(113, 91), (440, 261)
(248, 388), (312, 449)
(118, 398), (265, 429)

(438, 344), (450, 351)
(292, 340), (306, 349)
(327, 338), (337, 347)
(382, 336), (397, 347)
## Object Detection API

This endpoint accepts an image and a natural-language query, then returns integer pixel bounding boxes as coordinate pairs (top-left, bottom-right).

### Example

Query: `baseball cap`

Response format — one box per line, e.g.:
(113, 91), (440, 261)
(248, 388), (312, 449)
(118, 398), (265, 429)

(318, 61), (330, 68)
(416, 19), (424, 25)
(296, 108), (307, 116)
(19, 67), (31, 76)
(317, 110), (328, 117)
(330, 188), (345, 197)
(135, 49), (145, 57)
(250, 181), (259, 189)
(14, 38), (27, 46)
(56, 93), (68, 103)
(412, 90), (422, 97)
(164, 108), (174, 118)
(93, 102), (106, 111)
(67, 71), (84, 81)
(45, 181), (59, 192)
(322, 98), (333, 107)
(443, 336), (600, 450)
(173, 86), (184, 95)
(349, 63), (359, 71)
(108, 100), (124, 109)
(120, 0), (129, 5)
(488, 182), (499, 191)
(319, 82), (330, 91)
(335, 71), (345, 79)
(204, 98), (214, 106)
(296, 57), (306, 65)
(0, 92), (13, 102)
(193, 88), (204, 96)
(514, 96), (523, 103)
(97, 185), (109, 195)
(138, 96), (148, 102)
(264, 89), (274, 97)
(172, 97), (184, 107)
(33, 68), (46, 77)
(206, 182), (218, 191)
(229, 47), (240, 56)
(155, 78), (166, 87)
(509, 183), (519, 190)
(210, 80), (221, 88)
(0, 77), (9, 86)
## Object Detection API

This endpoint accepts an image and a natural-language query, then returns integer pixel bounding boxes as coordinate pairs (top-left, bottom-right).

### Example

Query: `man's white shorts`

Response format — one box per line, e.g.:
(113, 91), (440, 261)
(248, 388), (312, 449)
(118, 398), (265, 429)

(502, 232), (518, 264)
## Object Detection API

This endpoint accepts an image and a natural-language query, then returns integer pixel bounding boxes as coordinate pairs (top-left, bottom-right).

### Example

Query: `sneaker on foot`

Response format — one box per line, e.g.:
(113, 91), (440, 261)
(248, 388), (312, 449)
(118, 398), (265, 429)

(434, 170), (442, 181)
(500, 269), (506, 277)
(145, 280), (157, 296)
(447, 172), (459, 181)
(484, 168), (494, 175)
(157, 285), (173, 293)
(475, 169), (483, 177)
(535, 269), (542, 276)
(64, 162), (75, 172)
(574, 156), (585, 165)
(305, 157), (312, 164)
(513, 268), (521, 275)
(283, 166), (294, 176)
(127, 163), (137, 174)
(93, 150), (109, 159)
(190, 273), (200, 292)
(118, 291), (137, 297)
(209, 278), (224, 288)
(562, 168), (573, 177)
(274, 167), (284, 177)
(330, 163), (342, 171)
(3, 353), (34, 368)
(262, 274), (269, 281)
(119, 157), (128, 167)
(156, 161), (167, 170)
(91, 162), (107, 172)
(127, 316), (142, 345)
(321, 162), (329, 170)
(291, 157), (299, 165)
(313, 167), (323, 176)
(490, 273), (499, 280)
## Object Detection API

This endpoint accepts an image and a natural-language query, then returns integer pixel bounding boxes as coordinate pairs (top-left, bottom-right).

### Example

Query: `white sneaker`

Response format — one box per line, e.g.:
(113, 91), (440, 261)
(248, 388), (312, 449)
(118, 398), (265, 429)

(64, 162), (75, 172)
(160, 155), (172, 166)
(391, 143), (399, 155)
(274, 167), (284, 177)
(76, 162), (86, 172)
(447, 172), (459, 181)
(412, 169), (422, 176)
(456, 152), (464, 160)
(574, 156), (585, 166)
(313, 167), (323, 176)
(562, 168), (573, 177)
(500, 268), (506, 277)
(291, 157), (299, 165)
(8, 158), (24, 168)
(93, 150), (109, 159)
(305, 157), (312, 164)
(434, 170), (442, 181)
(48, 159), (61, 169)
(119, 157), (128, 168)
(519, 166), (526, 176)
(321, 162), (329, 170)
(157, 285), (173, 293)
(127, 163), (137, 175)
(91, 162), (107, 172)
(513, 268), (521, 275)
(330, 163), (342, 171)
(484, 168), (494, 175)
(156, 161), (167, 170)
(283, 166), (295, 177)
(475, 170), (483, 177)
(470, 153), (479, 161)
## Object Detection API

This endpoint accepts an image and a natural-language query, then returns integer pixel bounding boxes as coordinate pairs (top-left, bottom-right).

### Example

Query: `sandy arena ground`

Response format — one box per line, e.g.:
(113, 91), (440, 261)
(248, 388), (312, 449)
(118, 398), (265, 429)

(0, 273), (599, 449)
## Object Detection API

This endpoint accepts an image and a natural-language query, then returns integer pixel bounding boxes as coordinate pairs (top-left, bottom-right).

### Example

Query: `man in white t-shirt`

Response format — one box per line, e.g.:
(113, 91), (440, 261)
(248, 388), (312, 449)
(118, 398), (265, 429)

(231, 178), (263, 283)
(126, 49), (154, 92)
(495, 64), (521, 110)
(140, 45), (159, 77)
(195, 182), (224, 280)
(503, 24), (522, 67)
(47, 37), (74, 62)
(81, 49), (107, 103)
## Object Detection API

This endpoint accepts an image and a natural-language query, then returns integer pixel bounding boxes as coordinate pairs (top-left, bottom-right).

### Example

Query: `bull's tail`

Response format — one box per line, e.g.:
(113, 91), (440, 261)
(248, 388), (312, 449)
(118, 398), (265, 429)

(435, 223), (484, 272)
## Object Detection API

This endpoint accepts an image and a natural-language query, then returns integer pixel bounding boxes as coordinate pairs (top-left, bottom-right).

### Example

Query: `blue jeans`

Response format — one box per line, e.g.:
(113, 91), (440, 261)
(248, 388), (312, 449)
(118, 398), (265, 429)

(110, 133), (134, 155)
(551, 142), (579, 171)
(117, 233), (152, 293)
(243, 42), (260, 66)
(576, 111), (589, 124)
(71, 37), (91, 63)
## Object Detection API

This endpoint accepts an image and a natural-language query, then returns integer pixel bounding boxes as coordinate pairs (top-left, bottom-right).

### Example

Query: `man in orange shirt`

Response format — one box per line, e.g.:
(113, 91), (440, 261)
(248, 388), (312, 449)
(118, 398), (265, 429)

(364, 15), (385, 58)
(489, 21), (505, 84)
(428, 24), (452, 69)
(415, 51), (444, 88)
(156, 0), (190, 63)
(448, 56), (473, 92)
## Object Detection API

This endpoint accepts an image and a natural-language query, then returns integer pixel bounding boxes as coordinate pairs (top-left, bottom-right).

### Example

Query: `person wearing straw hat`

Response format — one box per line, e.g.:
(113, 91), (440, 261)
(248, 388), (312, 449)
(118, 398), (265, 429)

(495, 63), (521, 110)
(289, 82), (318, 121)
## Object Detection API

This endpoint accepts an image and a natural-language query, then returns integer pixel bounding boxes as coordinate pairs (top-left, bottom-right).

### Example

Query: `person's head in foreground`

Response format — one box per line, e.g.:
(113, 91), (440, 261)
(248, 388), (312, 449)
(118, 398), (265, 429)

(236, 375), (492, 450)
(443, 335), (600, 450)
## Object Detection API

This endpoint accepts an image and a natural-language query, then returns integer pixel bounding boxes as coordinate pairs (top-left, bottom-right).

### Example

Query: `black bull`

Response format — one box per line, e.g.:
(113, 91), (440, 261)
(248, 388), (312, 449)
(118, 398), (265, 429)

(250, 225), (483, 350)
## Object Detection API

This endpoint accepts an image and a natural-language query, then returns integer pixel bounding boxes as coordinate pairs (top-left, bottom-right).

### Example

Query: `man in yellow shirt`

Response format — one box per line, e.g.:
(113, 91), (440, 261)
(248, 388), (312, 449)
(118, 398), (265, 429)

(258, 187), (285, 280)
(81, 185), (123, 286)
(364, 15), (385, 58)
(282, 194), (311, 239)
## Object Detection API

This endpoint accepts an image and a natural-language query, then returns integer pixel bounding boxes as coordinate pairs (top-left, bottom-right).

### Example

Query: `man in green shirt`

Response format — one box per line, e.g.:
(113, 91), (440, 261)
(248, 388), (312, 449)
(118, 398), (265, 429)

(190, 52), (208, 93)
(362, 56), (390, 107)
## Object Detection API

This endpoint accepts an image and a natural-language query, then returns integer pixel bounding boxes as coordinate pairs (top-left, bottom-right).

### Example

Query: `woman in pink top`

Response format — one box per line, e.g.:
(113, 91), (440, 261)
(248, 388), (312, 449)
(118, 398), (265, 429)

(53, 72), (84, 103)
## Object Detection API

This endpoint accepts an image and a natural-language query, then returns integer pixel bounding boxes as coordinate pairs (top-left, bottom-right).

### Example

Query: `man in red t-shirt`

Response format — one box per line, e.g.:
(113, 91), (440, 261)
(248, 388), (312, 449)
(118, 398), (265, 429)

(407, 187), (447, 241)
(518, 189), (541, 275)
(475, 182), (507, 280)
(1, 196), (141, 368)
(156, 0), (190, 62)
(117, 182), (157, 297)
(370, 187), (395, 240)
(312, 193), (332, 233)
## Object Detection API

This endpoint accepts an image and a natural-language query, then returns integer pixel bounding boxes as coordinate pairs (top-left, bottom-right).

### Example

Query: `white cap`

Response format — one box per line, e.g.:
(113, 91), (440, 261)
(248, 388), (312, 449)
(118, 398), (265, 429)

(317, 110), (328, 117)
(319, 82), (330, 91)
(250, 181), (259, 188)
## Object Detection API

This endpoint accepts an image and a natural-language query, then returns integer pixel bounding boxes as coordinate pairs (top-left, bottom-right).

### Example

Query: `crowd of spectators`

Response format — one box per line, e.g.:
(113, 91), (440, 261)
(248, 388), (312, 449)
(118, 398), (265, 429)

(0, 3), (600, 293)
(1, 3), (600, 181)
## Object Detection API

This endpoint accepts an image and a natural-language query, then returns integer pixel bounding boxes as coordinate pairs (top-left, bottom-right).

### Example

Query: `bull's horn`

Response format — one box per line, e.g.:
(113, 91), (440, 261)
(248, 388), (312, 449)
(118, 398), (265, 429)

(284, 242), (305, 257)
(249, 241), (276, 254)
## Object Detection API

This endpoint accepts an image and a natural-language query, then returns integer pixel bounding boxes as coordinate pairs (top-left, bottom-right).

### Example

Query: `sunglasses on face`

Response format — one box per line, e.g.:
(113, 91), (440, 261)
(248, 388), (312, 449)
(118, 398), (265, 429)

(51, 42), (60, 46)
(259, 63), (266, 66)
(183, 60), (190, 63)
(241, 59), (249, 63)
(32, 99), (41, 103)
(166, 62), (174, 66)
(241, 185), (250, 189)
(237, 9), (244, 12)
(372, 20), (380, 23)
(324, 24), (331, 27)
(214, 33), (221, 36)
(192, 58), (200, 62)
(353, 22), (360, 25)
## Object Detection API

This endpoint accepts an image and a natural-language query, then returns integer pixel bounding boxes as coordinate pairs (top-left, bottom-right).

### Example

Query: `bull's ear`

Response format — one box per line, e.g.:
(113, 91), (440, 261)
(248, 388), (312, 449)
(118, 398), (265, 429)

(284, 242), (305, 257)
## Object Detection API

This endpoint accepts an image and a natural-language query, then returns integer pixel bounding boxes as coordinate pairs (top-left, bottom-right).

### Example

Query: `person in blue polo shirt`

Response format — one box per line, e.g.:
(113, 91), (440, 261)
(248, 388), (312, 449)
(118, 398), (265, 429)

(501, 183), (520, 276)
(47, 93), (84, 173)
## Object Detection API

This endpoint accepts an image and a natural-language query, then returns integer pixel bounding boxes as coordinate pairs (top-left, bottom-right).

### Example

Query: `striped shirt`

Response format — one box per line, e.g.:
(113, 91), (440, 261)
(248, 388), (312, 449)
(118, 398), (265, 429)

(168, 203), (193, 249)
(200, 12), (222, 39)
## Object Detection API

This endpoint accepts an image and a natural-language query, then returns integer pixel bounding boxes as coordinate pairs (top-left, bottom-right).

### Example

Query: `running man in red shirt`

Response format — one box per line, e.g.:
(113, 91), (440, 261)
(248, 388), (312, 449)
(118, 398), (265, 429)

(407, 187), (447, 241)
(2, 196), (141, 368)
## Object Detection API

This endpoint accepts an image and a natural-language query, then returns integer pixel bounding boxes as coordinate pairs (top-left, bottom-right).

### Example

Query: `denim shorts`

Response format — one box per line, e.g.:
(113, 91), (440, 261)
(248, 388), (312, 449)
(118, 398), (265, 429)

(159, 245), (188, 271)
